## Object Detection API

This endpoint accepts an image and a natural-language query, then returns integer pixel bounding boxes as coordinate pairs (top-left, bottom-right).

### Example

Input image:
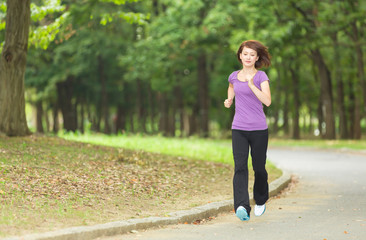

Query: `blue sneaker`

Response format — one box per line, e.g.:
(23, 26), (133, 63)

(236, 206), (250, 221)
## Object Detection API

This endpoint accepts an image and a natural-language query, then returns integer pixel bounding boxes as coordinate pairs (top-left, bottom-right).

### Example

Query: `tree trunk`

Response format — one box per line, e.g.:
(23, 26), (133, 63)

(272, 64), (282, 134)
(158, 92), (169, 136)
(350, 21), (365, 139)
(116, 104), (126, 134)
(96, 113), (102, 132)
(188, 103), (200, 136)
(91, 114), (100, 132)
(317, 97), (324, 137)
(331, 33), (348, 139)
(168, 107), (176, 137)
(147, 84), (156, 133)
(348, 8), (366, 114)
(290, 67), (300, 139)
(129, 113), (134, 133)
(152, 0), (159, 16)
(44, 105), (50, 132)
(98, 55), (111, 134)
(0, 0), (31, 136)
(308, 104), (314, 134)
(175, 84), (184, 137)
(79, 102), (85, 134)
(57, 77), (77, 132)
(282, 87), (290, 135)
(197, 50), (209, 138)
(136, 79), (147, 133)
(272, 109), (279, 134)
(353, 98), (362, 139)
(36, 101), (44, 133)
(188, 114), (195, 136)
(74, 98), (79, 132)
(311, 49), (335, 139)
(52, 103), (59, 133)
(346, 78), (354, 139)
(183, 111), (190, 136)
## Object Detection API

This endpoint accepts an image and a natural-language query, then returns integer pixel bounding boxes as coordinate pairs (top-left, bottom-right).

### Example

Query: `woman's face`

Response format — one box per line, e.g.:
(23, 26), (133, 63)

(240, 47), (259, 68)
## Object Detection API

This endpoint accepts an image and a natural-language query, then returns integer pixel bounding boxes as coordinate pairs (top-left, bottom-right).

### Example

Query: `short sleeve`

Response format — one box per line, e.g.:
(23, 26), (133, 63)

(259, 71), (269, 84)
(228, 71), (236, 84)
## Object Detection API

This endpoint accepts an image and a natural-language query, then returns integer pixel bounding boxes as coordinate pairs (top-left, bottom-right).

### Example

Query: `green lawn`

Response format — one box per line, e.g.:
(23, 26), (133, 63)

(60, 132), (366, 174)
(270, 138), (366, 151)
(59, 132), (284, 176)
(60, 133), (234, 165)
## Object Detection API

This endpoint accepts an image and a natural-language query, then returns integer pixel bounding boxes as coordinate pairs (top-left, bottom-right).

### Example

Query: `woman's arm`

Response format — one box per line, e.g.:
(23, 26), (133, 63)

(224, 83), (235, 108)
(248, 79), (271, 107)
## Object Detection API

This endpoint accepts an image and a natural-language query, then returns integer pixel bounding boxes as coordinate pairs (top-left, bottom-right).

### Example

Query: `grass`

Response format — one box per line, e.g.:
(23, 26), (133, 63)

(270, 138), (366, 151)
(60, 132), (234, 165)
(59, 132), (281, 175)
(0, 133), (282, 238)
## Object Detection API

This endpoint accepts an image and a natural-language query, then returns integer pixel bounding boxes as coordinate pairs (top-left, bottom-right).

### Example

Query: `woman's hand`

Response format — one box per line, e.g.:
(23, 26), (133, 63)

(248, 74), (255, 88)
(247, 76), (272, 107)
(224, 98), (233, 108)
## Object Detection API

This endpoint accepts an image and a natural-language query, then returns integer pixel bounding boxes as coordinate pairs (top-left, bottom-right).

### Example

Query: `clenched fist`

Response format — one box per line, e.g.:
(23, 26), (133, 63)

(224, 98), (233, 108)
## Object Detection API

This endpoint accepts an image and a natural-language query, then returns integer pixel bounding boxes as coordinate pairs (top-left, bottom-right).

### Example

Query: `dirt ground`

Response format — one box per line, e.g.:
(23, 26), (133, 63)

(0, 135), (280, 237)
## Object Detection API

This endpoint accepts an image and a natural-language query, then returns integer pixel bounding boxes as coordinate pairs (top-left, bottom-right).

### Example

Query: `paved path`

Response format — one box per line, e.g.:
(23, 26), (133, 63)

(100, 148), (366, 240)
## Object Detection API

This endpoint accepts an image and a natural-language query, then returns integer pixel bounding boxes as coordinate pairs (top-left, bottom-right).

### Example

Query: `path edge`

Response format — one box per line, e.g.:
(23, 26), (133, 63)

(4, 172), (292, 240)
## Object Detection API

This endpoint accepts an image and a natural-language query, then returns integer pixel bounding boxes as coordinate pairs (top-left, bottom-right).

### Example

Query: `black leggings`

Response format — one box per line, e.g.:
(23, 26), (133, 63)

(232, 129), (269, 215)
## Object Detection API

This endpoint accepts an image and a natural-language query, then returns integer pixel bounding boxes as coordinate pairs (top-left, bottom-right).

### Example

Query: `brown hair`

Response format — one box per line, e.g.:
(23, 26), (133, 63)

(236, 40), (271, 69)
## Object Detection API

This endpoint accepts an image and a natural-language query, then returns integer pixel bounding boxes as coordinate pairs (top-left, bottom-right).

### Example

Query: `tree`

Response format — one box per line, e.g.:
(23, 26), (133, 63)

(123, 0), (239, 137)
(0, 0), (31, 136)
(0, 0), (67, 136)
(3, 0), (364, 138)
(343, 0), (365, 139)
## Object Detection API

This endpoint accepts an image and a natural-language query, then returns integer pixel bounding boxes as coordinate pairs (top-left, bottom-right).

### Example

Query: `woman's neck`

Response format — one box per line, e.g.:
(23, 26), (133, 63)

(242, 66), (257, 74)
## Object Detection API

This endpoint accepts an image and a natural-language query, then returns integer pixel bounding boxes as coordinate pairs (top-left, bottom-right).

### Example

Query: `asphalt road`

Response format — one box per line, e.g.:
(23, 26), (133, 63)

(100, 148), (366, 240)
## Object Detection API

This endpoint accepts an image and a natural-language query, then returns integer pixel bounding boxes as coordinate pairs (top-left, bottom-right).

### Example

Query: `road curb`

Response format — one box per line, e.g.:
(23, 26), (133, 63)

(4, 171), (291, 240)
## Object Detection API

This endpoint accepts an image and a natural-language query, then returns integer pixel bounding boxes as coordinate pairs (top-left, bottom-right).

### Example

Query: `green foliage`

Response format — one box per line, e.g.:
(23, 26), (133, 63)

(0, 2), (6, 30)
(0, 2), (6, 51)
(6, 0), (364, 138)
(121, 0), (239, 101)
(70, 0), (149, 26)
(100, 11), (148, 25)
(29, 12), (69, 49)
(30, 0), (65, 22)
(100, 0), (140, 5)
(22, 0), (148, 115)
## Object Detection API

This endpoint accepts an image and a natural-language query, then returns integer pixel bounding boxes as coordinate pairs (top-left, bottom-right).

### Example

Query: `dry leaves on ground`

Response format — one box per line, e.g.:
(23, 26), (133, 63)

(0, 135), (233, 237)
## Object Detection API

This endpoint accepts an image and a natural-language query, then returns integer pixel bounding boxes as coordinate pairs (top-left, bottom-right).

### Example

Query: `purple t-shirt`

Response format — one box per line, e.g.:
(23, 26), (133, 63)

(228, 70), (269, 131)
